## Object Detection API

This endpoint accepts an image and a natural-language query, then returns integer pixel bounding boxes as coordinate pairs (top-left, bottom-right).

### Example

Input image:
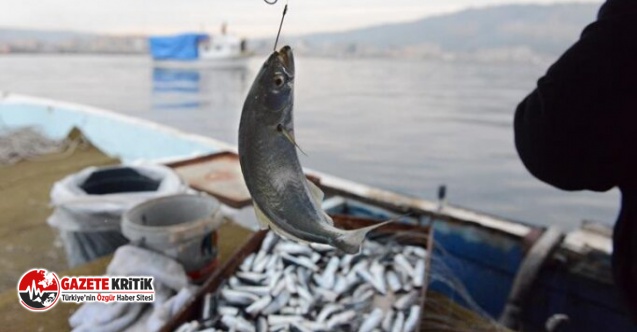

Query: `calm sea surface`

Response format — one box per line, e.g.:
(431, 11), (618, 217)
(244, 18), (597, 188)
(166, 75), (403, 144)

(0, 55), (620, 229)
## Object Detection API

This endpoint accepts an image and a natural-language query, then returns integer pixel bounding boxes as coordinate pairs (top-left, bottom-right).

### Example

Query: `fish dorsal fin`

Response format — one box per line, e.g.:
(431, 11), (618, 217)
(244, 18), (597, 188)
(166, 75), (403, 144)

(278, 124), (308, 156)
(306, 179), (334, 226)
(307, 180), (334, 226)
(253, 203), (271, 230)
(322, 211), (335, 226)
(306, 179), (324, 204)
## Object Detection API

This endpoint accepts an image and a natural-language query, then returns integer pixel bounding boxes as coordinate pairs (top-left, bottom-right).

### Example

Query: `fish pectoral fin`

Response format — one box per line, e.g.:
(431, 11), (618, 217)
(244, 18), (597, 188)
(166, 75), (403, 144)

(279, 126), (308, 157)
(253, 203), (271, 230)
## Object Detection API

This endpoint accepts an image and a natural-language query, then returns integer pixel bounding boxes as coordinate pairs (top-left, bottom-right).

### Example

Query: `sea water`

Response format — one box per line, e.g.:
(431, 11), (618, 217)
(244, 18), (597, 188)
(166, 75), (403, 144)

(0, 54), (619, 229)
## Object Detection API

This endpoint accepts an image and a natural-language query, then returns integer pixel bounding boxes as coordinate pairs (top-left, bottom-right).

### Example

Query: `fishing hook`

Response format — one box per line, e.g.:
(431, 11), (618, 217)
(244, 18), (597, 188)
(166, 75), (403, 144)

(263, 0), (278, 4)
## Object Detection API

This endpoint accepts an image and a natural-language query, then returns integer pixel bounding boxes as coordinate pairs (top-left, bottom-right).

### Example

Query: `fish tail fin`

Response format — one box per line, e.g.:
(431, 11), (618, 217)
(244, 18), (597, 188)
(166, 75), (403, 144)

(332, 219), (394, 254)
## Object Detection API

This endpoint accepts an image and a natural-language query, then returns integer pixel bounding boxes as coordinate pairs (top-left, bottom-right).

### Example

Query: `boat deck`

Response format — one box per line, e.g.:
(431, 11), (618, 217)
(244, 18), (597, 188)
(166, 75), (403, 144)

(0, 130), (118, 292)
(0, 131), (509, 331)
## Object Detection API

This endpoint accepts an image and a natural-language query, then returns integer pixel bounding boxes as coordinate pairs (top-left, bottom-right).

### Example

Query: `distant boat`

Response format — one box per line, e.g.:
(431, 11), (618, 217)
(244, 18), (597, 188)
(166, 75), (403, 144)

(149, 25), (251, 70)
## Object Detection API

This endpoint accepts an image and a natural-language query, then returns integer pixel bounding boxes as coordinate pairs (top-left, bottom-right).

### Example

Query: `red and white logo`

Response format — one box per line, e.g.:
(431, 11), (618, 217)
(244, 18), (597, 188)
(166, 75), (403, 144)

(17, 269), (60, 312)
(17, 269), (155, 312)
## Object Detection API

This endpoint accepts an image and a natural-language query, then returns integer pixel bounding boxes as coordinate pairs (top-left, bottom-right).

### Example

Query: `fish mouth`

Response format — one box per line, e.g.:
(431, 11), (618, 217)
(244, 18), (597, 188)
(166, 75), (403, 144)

(277, 45), (294, 75)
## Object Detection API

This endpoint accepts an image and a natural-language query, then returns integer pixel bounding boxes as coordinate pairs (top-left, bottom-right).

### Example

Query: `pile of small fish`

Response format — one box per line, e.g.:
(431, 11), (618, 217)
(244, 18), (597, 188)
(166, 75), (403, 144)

(175, 231), (427, 332)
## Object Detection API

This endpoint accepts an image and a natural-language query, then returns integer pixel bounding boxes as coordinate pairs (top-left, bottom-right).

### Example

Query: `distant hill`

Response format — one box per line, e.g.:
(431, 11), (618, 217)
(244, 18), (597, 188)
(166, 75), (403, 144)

(0, 28), (144, 54)
(254, 3), (601, 60)
(0, 3), (601, 59)
(0, 27), (94, 42)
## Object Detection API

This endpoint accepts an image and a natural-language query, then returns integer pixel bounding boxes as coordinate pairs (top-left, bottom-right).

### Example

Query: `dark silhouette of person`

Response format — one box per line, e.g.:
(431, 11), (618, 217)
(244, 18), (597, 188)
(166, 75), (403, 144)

(514, 0), (637, 317)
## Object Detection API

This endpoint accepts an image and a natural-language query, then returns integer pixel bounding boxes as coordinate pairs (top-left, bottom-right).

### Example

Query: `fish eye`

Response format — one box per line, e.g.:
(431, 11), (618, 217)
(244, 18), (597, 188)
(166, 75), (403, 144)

(273, 74), (285, 87)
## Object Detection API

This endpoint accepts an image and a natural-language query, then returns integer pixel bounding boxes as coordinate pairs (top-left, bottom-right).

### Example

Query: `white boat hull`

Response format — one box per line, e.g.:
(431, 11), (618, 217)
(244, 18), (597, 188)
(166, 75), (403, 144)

(153, 55), (250, 70)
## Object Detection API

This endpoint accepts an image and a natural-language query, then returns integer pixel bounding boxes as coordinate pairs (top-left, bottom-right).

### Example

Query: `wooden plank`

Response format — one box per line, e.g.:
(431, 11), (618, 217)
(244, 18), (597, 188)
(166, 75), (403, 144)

(165, 152), (323, 209)
(166, 152), (252, 209)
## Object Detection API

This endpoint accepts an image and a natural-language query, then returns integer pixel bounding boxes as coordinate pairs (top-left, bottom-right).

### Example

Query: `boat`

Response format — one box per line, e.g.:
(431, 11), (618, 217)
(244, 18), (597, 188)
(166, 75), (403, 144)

(149, 24), (251, 70)
(0, 92), (632, 331)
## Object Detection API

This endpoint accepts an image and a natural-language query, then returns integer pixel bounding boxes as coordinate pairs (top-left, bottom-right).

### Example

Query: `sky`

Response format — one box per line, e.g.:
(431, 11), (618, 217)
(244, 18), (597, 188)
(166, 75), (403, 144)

(0, 0), (602, 37)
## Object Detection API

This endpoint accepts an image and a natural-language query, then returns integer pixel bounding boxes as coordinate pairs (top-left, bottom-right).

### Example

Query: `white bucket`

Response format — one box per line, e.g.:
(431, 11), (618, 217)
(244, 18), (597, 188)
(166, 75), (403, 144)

(122, 193), (223, 283)
(47, 164), (189, 267)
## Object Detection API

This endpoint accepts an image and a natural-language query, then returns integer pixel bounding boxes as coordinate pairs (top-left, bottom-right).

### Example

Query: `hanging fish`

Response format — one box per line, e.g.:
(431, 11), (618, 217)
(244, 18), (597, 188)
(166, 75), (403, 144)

(238, 46), (390, 254)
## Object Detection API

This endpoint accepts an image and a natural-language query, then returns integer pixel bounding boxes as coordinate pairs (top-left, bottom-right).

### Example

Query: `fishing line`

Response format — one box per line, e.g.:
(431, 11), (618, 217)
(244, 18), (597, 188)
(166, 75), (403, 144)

(425, 244), (505, 331)
(273, 3), (288, 51)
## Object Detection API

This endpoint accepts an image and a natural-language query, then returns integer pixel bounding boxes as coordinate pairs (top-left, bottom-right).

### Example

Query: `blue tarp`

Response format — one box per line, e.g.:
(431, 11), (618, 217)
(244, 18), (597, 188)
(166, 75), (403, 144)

(148, 33), (208, 61)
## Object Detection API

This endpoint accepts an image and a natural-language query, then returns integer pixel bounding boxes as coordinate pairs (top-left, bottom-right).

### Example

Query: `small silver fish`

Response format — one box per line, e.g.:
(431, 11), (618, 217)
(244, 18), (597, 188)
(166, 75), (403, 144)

(245, 295), (273, 315)
(284, 266), (298, 294)
(256, 317), (268, 332)
(326, 310), (356, 329)
(333, 275), (348, 294)
(266, 254), (280, 271)
(381, 309), (395, 331)
(202, 293), (214, 320)
(240, 253), (256, 271)
(369, 261), (387, 294)
(238, 46), (391, 254)
(260, 231), (280, 253)
(403, 305), (421, 332)
(413, 259), (426, 287)
(281, 253), (319, 271)
(252, 253), (270, 273)
(299, 320), (328, 331)
(394, 254), (415, 277)
(269, 270), (283, 289)
(218, 306), (239, 316)
(318, 256), (340, 289)
(232, 285), (271, 297)
(317, 303), (342, 323)
(296, 267), (311, 290)
(236, 271), (268, 285)
(290, 322), (313, 332)
(297, 283), (315, 303)
(386, 270), (402, 292)
(391, 311), (405, 332)
(315, 287), (338, 302)
(221, 315), (255, 332)
(221, 289), (259, 305)
(262, 290), (291, 315)
(353, 283), (374, 299)
(408, 246), (427, 258)
(268, 314), (304, 326)
(175, 321), (199, 332)
(269, 323), (289, 332)
(275, 242), (314, 256)
(394, 290), (419, 311)
(271, 277), (287, 297)
(358, 308), (384, 332)
(229, 276), (242, 288)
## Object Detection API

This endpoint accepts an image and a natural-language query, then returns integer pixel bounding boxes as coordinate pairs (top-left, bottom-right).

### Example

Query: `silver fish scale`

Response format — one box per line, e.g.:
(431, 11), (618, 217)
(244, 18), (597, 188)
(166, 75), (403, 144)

(179, 231), (427, 332)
